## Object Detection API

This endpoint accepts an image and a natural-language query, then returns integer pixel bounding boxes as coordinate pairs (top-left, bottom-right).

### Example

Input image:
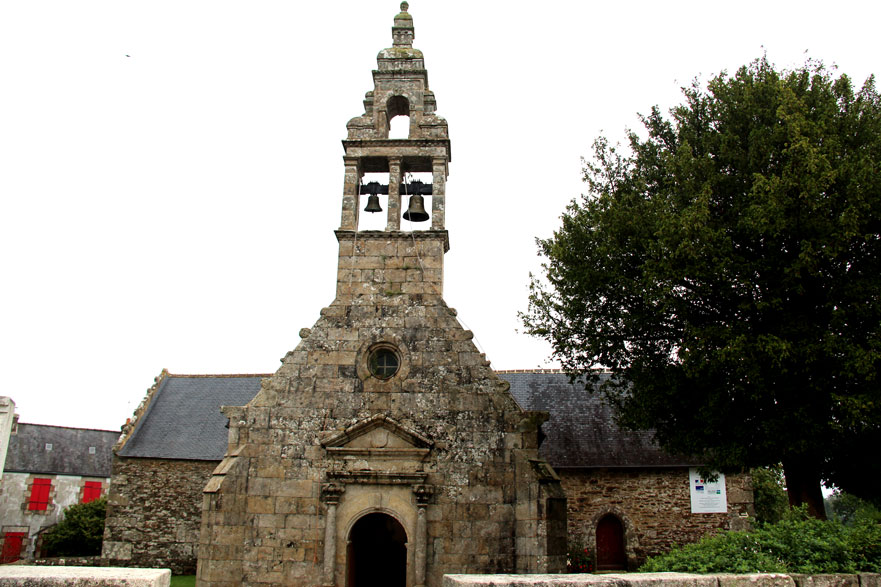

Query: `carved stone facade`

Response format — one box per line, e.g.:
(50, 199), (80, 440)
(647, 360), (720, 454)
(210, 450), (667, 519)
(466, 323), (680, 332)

(195, 5), (566, 586)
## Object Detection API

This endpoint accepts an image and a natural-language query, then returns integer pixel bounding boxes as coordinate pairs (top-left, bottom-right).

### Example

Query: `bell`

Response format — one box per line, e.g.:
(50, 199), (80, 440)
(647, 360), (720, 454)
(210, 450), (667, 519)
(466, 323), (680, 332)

(363, 194), (383, 213)
(402, 195), (429, 222)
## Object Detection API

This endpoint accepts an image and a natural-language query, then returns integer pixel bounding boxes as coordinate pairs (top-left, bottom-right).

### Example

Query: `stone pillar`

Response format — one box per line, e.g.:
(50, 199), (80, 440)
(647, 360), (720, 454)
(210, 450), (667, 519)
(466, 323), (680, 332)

(387, 157), (402, 231)
(431, 157), (446, 230)
(321, 483), (345, 587)
(340, 157), (361, 231)
(413, 484), (433, 587)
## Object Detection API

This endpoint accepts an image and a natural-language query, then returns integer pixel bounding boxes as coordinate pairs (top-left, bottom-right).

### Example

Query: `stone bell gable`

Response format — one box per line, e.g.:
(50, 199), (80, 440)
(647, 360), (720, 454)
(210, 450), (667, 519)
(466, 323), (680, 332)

(195, 5), (566, 586)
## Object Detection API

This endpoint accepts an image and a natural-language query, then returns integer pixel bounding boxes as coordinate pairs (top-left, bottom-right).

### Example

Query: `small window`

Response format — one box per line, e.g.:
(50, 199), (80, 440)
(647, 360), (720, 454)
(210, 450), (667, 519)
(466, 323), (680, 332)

(88, 446), (96, 454)
(82, 481), (102, 504)
(44, 443), (52, 451)
(368, 347), (400, 380)
(28, 478), (52, 511)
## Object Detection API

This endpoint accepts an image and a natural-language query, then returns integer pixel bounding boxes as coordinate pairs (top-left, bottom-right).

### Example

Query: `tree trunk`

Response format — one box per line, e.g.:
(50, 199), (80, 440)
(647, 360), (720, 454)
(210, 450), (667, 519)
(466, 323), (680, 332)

(782, 459), (827, 519)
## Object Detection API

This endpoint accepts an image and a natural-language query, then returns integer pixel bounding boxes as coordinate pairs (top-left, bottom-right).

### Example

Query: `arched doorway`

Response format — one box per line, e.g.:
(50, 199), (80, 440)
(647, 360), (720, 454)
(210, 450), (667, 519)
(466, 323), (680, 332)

(595, 514), (627, 571)
(346, 512), (407, 587)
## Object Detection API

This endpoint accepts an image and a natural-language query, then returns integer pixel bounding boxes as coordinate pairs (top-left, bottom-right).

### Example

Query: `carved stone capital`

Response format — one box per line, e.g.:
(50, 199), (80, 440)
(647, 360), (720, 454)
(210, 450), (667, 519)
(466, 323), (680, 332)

(413, 484), (433, 506)
(321, 482), (345, 505)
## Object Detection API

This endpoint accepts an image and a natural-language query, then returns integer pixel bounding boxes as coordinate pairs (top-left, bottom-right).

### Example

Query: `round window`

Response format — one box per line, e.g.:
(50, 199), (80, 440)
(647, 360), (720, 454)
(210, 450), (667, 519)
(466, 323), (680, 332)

(368, 347), (400, 380)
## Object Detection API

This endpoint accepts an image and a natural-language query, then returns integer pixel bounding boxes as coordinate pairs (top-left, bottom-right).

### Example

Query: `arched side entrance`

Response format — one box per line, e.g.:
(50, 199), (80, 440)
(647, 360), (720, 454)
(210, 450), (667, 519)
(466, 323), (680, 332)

(595, 514), (626, 571)
(346, 512), (407, 587)
(586, 507), (640, 571)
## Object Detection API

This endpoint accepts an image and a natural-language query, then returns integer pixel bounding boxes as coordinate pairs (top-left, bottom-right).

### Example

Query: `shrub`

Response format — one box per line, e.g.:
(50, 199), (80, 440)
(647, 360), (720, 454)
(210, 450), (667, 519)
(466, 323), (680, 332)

(567, 541), (594, 573)
(41, 497), (106, 557)
(640, 507), (881, 574)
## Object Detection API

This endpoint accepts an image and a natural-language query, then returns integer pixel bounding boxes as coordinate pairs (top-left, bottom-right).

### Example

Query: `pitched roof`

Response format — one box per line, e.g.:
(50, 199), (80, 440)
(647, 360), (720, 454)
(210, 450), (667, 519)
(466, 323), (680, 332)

(115, 371), (697, 467)
(5, 423), (119, 477)
(117, 375), (266, 461)
(500, 371), (701, 468)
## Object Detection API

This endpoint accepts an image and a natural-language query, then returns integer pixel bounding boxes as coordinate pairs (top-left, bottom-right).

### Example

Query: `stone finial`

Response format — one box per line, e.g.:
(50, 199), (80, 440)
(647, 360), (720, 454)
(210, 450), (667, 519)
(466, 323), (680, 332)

(392, 1), (414, 47)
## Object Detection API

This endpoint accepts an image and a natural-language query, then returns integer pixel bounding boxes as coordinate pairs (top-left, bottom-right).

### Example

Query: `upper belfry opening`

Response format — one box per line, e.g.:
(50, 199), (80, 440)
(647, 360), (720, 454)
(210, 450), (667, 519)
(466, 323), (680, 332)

(340, 3), (451, 234)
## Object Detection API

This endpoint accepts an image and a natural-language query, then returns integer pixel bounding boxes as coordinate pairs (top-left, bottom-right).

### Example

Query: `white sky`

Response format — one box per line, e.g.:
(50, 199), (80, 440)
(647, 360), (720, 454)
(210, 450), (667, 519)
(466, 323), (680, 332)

(2, 0), (878, 431)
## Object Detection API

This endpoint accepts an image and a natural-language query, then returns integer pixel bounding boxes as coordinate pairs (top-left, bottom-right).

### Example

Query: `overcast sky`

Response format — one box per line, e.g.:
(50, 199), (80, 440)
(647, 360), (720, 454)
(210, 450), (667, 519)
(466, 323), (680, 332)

(2, 0), (878, 431)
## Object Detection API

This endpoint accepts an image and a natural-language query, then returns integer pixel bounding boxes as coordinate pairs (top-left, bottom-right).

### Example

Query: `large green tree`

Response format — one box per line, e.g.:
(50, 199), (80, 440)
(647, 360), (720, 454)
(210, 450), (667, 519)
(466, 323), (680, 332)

(523, 57), (881, 517)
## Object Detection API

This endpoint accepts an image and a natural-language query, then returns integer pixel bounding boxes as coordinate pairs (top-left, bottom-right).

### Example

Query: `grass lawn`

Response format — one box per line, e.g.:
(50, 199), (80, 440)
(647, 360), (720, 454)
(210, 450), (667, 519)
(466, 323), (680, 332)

(170, 576), (196, 587)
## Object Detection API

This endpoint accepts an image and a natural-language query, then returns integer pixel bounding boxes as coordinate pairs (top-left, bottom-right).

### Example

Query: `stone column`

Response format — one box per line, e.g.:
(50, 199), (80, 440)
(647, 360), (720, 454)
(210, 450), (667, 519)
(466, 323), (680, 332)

(431, 157), (446, 230)
(387, 157), (402, 231)
(413, 484), (433, 587)
(321, 483), (345, 587)
(340, 157), (361, 231)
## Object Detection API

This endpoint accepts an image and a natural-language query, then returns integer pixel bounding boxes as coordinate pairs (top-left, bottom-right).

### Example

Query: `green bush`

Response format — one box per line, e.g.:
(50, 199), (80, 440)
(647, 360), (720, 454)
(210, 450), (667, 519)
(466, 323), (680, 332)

(41, 497), (106, 557)
(640, 507), (881, 574)
(567, 540), (594, 573)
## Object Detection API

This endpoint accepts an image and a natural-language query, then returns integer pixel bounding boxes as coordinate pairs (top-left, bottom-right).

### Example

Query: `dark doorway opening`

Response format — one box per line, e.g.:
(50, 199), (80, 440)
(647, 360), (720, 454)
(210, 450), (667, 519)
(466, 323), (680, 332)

(346, 512), (407, 587)
(595, 514), (627, 571)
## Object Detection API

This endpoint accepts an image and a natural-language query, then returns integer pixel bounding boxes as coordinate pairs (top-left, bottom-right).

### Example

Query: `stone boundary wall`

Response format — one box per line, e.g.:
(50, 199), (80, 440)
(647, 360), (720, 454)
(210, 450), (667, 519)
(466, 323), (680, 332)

(443, 573), (881, 587)
(0, 566), (170, 587)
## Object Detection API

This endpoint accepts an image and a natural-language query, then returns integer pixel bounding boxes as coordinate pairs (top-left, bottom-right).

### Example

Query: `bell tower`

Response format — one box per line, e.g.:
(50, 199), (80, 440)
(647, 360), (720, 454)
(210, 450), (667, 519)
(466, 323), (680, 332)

(337, 1), (450, 298)
(196, 5), (566, 586)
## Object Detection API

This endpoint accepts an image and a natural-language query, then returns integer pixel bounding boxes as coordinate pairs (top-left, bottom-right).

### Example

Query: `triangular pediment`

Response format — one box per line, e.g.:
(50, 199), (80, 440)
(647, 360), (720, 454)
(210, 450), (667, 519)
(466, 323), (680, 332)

(321, 414), (432, 449)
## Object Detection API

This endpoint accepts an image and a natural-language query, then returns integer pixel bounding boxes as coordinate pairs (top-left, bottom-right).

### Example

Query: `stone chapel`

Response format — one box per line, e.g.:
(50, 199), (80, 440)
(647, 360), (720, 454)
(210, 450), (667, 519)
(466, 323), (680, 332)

(194, 4), (567, 585)
(101, 5), (753, 584)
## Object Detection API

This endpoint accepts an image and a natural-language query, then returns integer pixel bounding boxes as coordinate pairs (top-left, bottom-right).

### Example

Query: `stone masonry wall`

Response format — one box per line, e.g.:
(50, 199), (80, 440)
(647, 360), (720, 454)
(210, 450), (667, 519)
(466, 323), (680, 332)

(103, 457), (216, 574)
(559, 468), (753, 568)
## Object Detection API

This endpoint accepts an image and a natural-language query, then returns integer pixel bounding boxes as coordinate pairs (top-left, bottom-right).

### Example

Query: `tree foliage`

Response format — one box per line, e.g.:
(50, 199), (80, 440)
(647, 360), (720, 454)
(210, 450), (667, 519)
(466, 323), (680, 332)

(41, 497), (106, 557)
(523, 57), (881, 515)
(827, 492), (881, 525)
(752, 465), (789, 525)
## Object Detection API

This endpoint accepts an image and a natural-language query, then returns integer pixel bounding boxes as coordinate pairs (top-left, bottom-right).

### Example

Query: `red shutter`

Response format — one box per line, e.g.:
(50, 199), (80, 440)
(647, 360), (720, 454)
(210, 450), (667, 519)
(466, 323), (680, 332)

(28, 478), (51, 511)
(1, 532), (26, 563)
(82, 481), (102, 503)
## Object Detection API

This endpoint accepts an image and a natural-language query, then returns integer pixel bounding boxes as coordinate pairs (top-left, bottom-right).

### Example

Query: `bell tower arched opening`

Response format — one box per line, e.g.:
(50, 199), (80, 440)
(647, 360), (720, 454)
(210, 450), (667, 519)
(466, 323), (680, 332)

(386, 95), (411, 139)
(346, 512), (407, 587)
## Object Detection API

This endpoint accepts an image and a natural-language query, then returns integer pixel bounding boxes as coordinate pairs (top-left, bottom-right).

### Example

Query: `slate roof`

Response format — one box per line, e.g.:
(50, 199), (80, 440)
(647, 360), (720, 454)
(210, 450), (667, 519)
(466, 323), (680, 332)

(115, 371), (697, 468)
(5, 423), (119, 477)
(500, 371), (701, 468)
(118, 375), (266, 461)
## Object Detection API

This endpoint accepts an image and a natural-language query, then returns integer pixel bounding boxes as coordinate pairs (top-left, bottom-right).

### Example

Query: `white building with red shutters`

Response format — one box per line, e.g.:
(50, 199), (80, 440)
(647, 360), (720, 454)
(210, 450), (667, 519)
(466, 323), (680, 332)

(0, 400), (118, 563)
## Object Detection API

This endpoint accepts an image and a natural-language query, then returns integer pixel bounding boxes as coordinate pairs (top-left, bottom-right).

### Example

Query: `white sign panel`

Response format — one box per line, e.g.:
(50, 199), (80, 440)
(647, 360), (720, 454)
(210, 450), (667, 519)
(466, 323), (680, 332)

(689, 468), (727, 513)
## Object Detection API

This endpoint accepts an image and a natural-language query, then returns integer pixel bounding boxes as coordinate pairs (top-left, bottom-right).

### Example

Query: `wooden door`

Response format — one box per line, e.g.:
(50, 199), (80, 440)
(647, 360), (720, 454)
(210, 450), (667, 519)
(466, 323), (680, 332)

(595, 515), (626, 571)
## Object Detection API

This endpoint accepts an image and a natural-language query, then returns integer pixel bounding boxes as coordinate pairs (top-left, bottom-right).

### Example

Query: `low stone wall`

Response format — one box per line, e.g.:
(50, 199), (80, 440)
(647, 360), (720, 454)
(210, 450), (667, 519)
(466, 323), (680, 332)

(33, 557), (109, 567)
(443, 573), (881, 587)
(0, 566), (170, 587)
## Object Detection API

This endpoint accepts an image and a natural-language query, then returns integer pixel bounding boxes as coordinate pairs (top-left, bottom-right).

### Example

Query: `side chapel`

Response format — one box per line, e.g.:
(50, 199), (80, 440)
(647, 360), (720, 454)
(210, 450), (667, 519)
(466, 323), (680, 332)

(101, 4), (753, 585)
(195, 4), (566, 585)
